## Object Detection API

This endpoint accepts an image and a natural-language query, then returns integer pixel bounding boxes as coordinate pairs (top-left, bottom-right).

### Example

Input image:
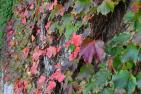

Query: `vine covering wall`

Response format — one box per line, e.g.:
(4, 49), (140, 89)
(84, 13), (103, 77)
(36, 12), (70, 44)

(0, 0), (141, 94)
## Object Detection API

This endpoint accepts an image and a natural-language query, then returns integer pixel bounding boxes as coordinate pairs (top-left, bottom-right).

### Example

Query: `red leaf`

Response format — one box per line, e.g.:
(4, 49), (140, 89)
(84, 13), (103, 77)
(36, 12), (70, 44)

(70, 33), (82, 47)
(30, 62), (39, 74)
(69, 47), (80, 61)
(39, 6), (44, 13)
(50, 69), (65, 82)
(46, 46), (55, 58)
(37, 75), (46, 85)
(46, 46), (57, 58)
(21, 18), (26, 24)
(34, 89), (42, 94)
(23, 80), (28, 86)
(54, 63), (61, 69)
(23, 10), (29, 17)
(46, 0), (57, 11)
(56, 4), (65, 16)
(79, 40), (105, 63)
(56, 46), (61, 53)
(60, 6), (65, 16)
(29, 3), (34, 10)
(45, 21), (51, 31)
(32, 46), (44, 61)
(14, 80), (24, 94)
(47, 81), (56, 94)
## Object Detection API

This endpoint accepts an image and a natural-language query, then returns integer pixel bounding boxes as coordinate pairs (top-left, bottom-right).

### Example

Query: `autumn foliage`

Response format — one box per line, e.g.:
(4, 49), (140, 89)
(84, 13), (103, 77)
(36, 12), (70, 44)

(0, 0), (141, 94)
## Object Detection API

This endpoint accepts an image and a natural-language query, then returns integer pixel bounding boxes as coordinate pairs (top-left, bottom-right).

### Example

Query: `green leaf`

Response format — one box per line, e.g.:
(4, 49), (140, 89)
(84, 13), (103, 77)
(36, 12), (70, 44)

(78, 0), (92, 5)
(48, 22), (58, 32)
(84, 70), (111, 94)
(74, 21), (82, 32)
(108, 32), (131, 47)
(0, 0), (14, 26)
(124, 10), (141, 32)
(105, 0), (115, 12)
(99, 88), (114, 94)
(0, 31), (4, 48)
(73, 0), (92, 14)
(121, 46), (139, 63)
(62, 14), (74, 25)
(127, 75), (137, 94)
(78, 64), (94, 79)
(124, 11), (136, 23)
(112, 70), (129, 89)
(97, 0), (115, 15)
(112, 70), (137, 94)
(69, 44), (75, 52)
(122, 62), (134, 70)
(136, 72), (141, 89)
(134, 18), (141, 32)
(0, 71), (2, 77)
(65, 23), (74, 39)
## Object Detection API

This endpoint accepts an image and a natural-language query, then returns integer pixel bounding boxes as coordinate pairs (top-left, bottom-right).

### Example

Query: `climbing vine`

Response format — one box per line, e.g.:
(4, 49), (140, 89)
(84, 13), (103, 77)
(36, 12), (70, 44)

(1, 0), (141, 94)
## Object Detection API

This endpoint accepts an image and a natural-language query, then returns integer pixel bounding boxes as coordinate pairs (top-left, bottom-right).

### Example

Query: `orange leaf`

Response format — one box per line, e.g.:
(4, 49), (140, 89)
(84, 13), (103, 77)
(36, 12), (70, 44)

(23, 48), (29, 58)
(107, 56), (115, 72)
(131, 2), (141, 12)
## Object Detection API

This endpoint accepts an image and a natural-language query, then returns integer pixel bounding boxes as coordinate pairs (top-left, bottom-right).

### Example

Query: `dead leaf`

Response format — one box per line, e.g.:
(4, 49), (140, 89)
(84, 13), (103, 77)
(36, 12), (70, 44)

(107, 56), (115, 72)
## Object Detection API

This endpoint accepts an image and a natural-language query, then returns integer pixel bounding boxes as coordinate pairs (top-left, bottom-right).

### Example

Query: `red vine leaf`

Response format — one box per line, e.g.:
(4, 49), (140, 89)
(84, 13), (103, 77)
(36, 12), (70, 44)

(79, 40), (105, 64)
(47, 81), (56, 94)
(23, 10), (29, 17)
(32, 46), (44, 61)
(45, 21), (51, 31)
(70, 33), (82, 47)
(69, 47), (80, 61)
(14, 80), (24, 94)
(29, 3), (34, 10)
(50, 69), (65, 83)
(30, 62), (39, 74)
(46, 46), (57, 58)
(21, 18), (26, 24)
(37, 75), (46, 85)
(46, 0), (58, 11)
(34, 89), (42, 94)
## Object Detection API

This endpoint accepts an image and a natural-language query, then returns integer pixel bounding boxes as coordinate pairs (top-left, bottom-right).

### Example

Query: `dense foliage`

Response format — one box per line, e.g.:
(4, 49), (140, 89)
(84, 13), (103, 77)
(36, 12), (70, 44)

(0, 0), (15, 48)
(1, 0), (141, 94)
